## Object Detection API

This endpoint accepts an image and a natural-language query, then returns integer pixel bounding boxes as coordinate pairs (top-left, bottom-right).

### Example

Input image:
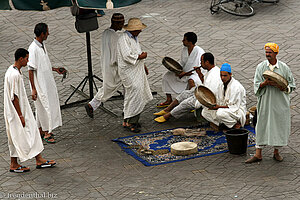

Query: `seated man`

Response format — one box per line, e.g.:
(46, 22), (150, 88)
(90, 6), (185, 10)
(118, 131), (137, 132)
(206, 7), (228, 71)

(202, 63), (247, 129)
(158, 32), (205, 107)
(155, 52), (221, 123)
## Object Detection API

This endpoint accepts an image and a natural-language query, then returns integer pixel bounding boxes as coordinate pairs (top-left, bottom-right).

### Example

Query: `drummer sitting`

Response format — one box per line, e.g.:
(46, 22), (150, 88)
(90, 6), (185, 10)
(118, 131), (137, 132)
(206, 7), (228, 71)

(202, 63), (247, 130)
(157, 32), (205, 107)
(154, 52), (221, 123)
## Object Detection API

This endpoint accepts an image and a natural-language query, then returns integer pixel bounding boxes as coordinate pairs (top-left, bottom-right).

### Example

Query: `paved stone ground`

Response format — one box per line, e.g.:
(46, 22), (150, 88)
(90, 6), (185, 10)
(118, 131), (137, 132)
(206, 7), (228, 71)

(0, 0), (300, 199)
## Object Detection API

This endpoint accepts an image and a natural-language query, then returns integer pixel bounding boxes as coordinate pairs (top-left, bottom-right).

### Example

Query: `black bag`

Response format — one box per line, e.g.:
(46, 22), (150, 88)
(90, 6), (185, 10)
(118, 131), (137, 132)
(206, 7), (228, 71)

(75, 12), (98, 33)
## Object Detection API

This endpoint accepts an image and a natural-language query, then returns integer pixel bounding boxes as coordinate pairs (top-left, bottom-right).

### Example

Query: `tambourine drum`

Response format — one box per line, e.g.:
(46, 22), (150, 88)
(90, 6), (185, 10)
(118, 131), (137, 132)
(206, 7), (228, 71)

(248, 106), (256, 116)
(194, 85), (216, 108)
(171, 142), (198, 156)
(262, 70), (288, 90)
(162, 57), (183, 74)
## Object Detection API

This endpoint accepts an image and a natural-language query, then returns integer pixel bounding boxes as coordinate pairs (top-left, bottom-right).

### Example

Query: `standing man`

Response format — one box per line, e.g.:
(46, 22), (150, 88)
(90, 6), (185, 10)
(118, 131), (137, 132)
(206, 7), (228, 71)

(202, 63), (247, 129)
(4, 48), (56, 173)
(85, 13), (125, 118)
(246, 43), (296, 163)
(117, 18), (153, 133)
(158, 32), (205, 107)
(28, 23), (65, 143)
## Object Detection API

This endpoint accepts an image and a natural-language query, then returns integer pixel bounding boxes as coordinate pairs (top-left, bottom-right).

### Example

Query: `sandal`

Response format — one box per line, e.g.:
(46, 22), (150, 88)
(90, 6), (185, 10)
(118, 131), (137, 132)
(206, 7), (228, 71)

(43, 135), (56, 144)
(85, 104), (94, 118)
(125, 124), (141, 133)
(10, 166), (30, 173)
(156, 102), (170, 108)
(36, 160), (56, 169)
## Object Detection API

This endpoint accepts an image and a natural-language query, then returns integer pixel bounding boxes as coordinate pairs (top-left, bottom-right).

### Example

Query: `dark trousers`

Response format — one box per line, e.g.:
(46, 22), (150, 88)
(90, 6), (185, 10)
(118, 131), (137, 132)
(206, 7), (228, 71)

(124, 114), (140, 125)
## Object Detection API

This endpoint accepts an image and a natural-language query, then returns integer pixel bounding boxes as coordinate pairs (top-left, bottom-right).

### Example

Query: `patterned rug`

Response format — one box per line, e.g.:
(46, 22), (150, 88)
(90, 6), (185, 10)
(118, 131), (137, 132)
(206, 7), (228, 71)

(113, 125), (256, 166)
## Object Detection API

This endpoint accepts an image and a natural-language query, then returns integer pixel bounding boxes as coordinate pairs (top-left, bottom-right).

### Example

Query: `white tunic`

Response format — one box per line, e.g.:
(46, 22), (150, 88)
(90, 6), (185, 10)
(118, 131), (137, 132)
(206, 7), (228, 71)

(93, 28), (122, 102)
(171, 66), (222, 118)
(117, 32), (153, 119)
(4, 66), (44, 162)
(28, 40), (62, 132)
(194, 66), (222, 109)
(162, 46), (205, 95)
(202, 77), (247, 128)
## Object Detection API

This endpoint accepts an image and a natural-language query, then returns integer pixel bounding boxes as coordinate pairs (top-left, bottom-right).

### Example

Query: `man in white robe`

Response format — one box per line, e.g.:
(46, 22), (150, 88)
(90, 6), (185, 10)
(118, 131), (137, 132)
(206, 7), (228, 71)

(154, 52), (222, 123)
(4, 48), (56, 173)
(28, 23), (65, 143)
(117, 18), (153, 133)
(85, 13), (125, 118)
(202, 63), (247, 129)
(246, 43), (296, 163)
(158, 32), (205, 107)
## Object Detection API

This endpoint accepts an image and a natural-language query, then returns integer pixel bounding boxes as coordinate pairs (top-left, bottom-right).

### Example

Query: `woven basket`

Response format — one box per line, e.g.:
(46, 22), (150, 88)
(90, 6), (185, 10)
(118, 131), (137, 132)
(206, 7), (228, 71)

(194, 85), (216, 108)
(162, 57), (183, 74)
(171, 142), (198, 156)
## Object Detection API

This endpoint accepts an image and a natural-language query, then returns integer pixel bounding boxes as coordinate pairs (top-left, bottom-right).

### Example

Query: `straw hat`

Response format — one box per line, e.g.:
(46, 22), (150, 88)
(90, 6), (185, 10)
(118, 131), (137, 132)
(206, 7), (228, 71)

(124, 18), (147, 31)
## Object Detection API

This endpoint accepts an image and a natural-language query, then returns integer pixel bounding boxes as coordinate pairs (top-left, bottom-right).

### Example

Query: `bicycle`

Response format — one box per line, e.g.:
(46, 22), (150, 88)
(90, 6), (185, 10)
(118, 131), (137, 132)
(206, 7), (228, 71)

(210, 0), (279, 17)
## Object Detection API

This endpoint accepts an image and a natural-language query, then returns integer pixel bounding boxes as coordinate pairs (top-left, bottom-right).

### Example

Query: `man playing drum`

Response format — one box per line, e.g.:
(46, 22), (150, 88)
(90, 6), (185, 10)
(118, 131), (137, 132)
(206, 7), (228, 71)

(202, 63), (247, 130)
(245, 43), (296, 163)
(154, 52), (221, 123)
(158, 32), (205, 107)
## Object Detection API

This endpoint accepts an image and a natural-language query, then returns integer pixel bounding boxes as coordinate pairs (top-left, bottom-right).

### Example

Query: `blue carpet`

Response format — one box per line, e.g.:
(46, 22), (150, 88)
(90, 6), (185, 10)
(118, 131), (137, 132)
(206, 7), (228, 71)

(113, 125), (256, 166)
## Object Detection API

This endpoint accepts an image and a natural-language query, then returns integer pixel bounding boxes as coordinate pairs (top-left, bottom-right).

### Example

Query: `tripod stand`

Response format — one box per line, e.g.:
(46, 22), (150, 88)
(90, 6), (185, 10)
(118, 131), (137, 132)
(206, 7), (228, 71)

(61, 32), (120, 117)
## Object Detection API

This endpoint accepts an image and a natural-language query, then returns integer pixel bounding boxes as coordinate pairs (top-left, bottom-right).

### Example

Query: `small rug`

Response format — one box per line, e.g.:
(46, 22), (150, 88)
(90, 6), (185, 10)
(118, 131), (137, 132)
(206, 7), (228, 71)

(113, 125), (256, 166)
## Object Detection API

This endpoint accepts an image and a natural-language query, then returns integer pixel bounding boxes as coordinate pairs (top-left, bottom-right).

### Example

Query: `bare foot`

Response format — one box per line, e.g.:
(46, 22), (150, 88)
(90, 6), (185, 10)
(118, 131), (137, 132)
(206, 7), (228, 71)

(233, 122), (241, 129)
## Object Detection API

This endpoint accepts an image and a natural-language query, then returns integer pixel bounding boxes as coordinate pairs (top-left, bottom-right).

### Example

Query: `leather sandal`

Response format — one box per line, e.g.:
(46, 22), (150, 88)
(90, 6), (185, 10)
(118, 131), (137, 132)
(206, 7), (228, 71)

(245, 156), (262, 164)
(85, 104), (94, 118)
(156, 102), (170, 108)
(127, 124), (141, 133)
(273, 153), (283, 162)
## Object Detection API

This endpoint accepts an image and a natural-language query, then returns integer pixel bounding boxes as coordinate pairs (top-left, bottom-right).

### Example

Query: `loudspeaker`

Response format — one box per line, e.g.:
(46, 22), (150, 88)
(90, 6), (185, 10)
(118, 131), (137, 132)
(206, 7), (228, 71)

(75, 12), (98, 33)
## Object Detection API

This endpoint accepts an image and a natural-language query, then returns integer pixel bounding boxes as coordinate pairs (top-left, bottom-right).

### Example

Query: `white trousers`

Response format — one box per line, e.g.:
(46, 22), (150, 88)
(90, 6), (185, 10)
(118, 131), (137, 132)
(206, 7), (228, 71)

(171, 96), (198, 119)
(202, 108), (242, 128)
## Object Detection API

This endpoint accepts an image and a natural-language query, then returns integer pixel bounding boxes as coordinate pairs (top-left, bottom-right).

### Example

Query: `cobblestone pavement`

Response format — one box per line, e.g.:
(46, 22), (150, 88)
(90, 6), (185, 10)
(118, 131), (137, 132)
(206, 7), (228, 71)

(0, 0), (299, 199)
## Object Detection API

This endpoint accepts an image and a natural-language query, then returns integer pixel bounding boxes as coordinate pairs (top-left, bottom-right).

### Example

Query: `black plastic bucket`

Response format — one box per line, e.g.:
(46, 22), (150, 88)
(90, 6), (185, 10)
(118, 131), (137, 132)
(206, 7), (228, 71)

(224, 129), (249, 155)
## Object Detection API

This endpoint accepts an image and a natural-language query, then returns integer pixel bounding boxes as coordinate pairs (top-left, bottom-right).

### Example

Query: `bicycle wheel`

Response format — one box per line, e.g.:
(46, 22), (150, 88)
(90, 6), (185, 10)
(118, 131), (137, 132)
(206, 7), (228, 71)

(261, 0), (279, 3)
(219, 0), (255, 17)
(210, 0), (220, 14)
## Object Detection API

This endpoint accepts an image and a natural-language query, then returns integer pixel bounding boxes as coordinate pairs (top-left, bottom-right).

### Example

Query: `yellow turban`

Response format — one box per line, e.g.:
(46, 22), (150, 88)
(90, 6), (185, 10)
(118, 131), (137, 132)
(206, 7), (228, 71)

(264, 43), (279, 53)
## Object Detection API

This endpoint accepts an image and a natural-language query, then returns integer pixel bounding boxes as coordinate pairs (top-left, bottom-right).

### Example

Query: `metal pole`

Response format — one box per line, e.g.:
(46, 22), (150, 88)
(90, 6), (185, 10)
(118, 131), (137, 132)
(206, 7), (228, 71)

(86, 31), (94, 99)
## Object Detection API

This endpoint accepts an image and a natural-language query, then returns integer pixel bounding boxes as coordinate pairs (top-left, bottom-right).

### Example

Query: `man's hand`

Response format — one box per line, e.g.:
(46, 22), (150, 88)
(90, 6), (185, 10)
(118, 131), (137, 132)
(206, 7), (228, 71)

(195, 67), (204, 79)
(176, 71), (185, 79)
(138, 52), (147, 60)
(19, 115), (25, 127)
(209, 105), (220, 110)
(53, 67), (67, 74)
(32, 89), (37, 101)
(262, 79), (286, 91)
